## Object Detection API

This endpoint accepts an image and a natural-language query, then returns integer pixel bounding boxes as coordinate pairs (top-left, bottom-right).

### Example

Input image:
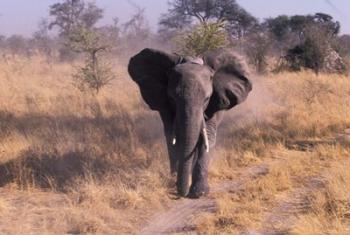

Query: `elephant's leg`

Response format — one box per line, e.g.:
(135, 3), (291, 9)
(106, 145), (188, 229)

(188, 140), (210, 198)
(188, 112), (223, 198)
(159, 110), (178, 174)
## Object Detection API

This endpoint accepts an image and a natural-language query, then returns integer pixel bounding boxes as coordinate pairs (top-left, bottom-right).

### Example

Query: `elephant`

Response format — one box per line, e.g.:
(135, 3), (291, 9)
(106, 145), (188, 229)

(128, 48), (252, 198)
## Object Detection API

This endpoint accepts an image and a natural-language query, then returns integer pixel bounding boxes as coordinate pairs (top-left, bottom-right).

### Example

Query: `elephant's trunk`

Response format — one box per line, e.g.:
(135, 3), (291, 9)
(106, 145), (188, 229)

(176, 105), (203, 197)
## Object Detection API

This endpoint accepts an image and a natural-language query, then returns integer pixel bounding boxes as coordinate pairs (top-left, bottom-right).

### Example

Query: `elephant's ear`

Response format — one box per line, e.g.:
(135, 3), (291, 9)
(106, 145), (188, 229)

(204, 49), (252, 118)
(128, 48), (184, 111)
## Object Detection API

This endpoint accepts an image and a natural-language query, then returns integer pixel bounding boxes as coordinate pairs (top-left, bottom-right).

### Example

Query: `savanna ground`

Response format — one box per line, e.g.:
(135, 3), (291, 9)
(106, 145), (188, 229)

(0, 55), (350, 235)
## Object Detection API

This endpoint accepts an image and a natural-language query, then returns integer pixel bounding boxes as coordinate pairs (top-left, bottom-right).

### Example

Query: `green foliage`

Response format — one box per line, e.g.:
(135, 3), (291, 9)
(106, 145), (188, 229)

(49, 0), (104, 61)
(265, 13), (340, 44)
(48, 1), (115, 93)
(282, 24), (345, 74)
(285, 37), (325, 73)
(49, 0), (103, 37)
(159, 0), (258, 39)
(68, 26), (103, 53)
(70, 26), (115, 93)
(334, 35), (350, 57)
(268, 12), (346, 74)
(177, 21), (229, 56)
(73, 57), (115, 94)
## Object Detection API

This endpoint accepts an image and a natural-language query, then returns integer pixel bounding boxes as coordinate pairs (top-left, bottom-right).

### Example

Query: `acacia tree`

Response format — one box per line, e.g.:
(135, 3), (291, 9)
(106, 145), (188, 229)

(265, 13), (340, 52)
(70, 26), (115, 93)
(49, 0), (104, 61)
(177, 21), (229, 56)
(49, 0), (115, 93)
(266, 13), (343, 73)
(159, 0), (258, 39)
(49, 0), (103, 37)
(285, 24), (341, 74)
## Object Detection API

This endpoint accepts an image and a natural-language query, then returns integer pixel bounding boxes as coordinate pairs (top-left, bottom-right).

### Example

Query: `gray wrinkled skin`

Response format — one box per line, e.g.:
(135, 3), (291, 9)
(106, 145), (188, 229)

(128, 48), (252, 198)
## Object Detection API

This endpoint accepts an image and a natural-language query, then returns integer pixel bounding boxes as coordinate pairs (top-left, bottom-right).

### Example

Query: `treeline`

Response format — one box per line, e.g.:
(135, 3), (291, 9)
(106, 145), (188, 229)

(1, 0), (350, 76)
(0, 1), (158, 63)
(159, 0), (350, 74)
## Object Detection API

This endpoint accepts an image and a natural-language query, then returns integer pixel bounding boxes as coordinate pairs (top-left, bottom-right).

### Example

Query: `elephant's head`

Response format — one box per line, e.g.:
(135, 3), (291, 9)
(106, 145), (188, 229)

(128, 48), (252, 197)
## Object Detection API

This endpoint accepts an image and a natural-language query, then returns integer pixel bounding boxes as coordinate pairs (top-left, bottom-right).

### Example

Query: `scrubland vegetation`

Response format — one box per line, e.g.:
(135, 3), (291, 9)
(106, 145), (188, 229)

(0, 57), (350, 234)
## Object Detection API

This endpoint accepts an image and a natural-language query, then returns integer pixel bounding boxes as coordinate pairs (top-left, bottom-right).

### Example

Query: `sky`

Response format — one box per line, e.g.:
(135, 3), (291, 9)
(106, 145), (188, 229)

(0, 0), (349, 37)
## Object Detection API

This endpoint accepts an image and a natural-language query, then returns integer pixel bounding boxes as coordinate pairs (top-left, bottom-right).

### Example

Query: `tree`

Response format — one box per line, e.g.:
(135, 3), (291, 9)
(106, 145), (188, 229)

(48, 0), (104, 61)
(71, 26), (115, 93)
(265, 13), (340, 46)
(285, 38), (324, 73)
(334, 34), (350, 57)
(159, 0), (258, 39)
(6, 35), (29, 56)
(48, 0), (115, 92)
(264, 12), (344, 73)
(121, 7), (152, 55)
(49, 0), (103, 37)
(32, 18), (56, 61)
(245, 31), (271, 74)
(123, 8), (150, 40)
(176, 21), (229, 56)
(313, 13), (340, 36)
(264, 15), (290, 42)
(97, 18), (120, 53)
(283, 25), (345, 74)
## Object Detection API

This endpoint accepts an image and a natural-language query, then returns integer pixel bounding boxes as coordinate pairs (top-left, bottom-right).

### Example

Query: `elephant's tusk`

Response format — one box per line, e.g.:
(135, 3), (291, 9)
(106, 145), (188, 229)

(172, 120), (177, 146)
(202, 127), (210, 153)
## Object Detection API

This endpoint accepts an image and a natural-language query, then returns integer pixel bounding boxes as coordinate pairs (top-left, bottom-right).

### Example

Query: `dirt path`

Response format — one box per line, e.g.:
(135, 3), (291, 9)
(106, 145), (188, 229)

(139, 164), (269, 235)
(250, 131), (350, 235)
(251, 177), (324, 235)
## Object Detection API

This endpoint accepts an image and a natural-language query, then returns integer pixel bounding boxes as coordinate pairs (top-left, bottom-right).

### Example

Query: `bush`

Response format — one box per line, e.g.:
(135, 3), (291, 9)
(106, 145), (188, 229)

(176, 21), (229, 56)
(285, 37), (325, 73)
(279, 25), (346, 74)
(73, 57), (115, 94)
(283, 37), (346, 74)
(70, 26), (115, 93)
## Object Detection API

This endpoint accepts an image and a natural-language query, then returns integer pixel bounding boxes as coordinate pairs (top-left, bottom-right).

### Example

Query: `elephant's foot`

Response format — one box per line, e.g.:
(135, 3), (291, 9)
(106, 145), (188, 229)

(188, 182), (209, 199)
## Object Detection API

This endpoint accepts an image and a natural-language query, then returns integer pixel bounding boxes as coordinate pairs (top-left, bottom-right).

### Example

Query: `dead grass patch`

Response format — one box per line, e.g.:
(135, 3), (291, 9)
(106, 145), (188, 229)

(292, 162), (350, 235)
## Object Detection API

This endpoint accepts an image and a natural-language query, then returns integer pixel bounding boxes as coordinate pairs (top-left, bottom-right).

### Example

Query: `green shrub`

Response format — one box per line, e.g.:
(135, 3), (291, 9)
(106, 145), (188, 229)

(70, 26), (115, 93)
(285, 37), (325, 73)
(176, 21), (229, 56)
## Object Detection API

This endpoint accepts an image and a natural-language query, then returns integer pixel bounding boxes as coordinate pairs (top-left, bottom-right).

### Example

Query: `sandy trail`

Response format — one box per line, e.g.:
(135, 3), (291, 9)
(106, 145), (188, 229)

(252, 177), (324, 235)
(139, 164), (269, 235)
(250, 131), (350, 235)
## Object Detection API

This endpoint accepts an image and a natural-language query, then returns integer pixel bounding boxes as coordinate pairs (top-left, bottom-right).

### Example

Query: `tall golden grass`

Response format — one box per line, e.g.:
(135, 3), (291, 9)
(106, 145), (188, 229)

(197, 71), (350, 234)
(0, 56), (349, 234)
(0, 56), (172, 234)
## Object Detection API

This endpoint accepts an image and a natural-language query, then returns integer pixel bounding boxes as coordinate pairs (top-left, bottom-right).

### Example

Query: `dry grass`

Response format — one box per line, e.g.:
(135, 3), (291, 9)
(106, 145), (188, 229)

(0, 56), (350, 234)
(0, 56), (172, 234)
(197, 71), (350, 234)
(291, 161), (350, 235)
